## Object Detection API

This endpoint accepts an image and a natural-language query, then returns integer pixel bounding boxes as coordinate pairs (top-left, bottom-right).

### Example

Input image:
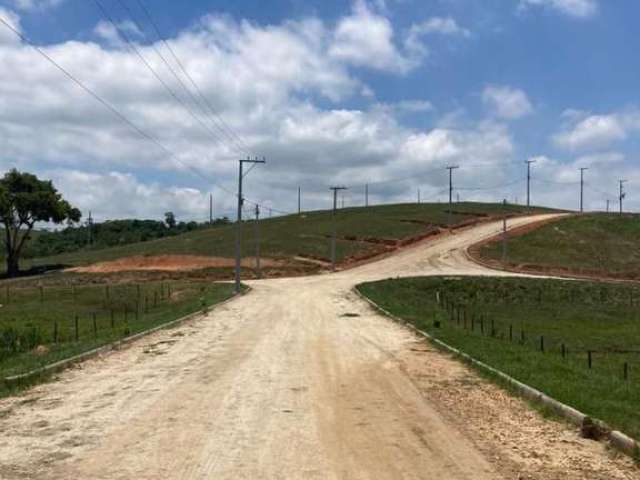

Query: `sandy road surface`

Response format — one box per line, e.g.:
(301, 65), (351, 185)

(1, 214), (637, 479)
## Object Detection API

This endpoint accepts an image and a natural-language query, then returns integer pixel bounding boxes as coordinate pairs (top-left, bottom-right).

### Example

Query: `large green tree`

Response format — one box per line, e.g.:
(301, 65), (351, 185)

(0, 169), (81, 277)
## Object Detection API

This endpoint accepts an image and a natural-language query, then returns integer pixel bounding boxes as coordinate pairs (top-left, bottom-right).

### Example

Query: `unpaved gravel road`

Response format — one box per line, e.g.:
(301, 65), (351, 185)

(1, 214), (638, 479)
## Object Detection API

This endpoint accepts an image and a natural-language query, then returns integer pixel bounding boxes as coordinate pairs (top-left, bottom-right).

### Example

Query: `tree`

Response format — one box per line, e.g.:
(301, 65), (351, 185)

(0, 169), (81, 277)
(164, 211), (176, 229)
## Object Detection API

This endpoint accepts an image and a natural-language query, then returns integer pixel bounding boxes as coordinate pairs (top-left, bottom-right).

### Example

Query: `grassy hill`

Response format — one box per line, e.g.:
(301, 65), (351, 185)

(14, 202), (552, 277)
(477, 213), (640, 280)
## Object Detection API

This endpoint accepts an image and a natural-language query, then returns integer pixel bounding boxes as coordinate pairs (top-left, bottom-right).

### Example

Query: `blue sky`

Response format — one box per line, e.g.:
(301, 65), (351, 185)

(0, 0), (638, 221)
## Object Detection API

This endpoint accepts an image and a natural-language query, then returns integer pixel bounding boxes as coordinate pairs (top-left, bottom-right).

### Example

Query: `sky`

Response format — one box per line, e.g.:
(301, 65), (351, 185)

(0, 0), (639, 223)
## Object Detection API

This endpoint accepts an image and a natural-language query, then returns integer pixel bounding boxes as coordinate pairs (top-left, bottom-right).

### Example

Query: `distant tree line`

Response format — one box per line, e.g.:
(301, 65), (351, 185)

(19, 216), (231, 259)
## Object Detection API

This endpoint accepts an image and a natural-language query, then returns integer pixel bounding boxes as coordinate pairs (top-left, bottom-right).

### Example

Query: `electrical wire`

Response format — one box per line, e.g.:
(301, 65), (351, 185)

(133, 0), (252, 154)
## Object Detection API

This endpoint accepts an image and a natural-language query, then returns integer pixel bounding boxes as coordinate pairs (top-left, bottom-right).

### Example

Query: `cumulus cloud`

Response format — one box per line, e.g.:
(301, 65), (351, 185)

(405, 17), (469, 58)
(0, 7), (21, 45)
(482, 85), (533, 119)
(328, 0), (416, 73)
(519, 0), (598, 19)
(552, 111), (640, 150)
(0, 4), (516, 219)
(93, 19), (143, 49)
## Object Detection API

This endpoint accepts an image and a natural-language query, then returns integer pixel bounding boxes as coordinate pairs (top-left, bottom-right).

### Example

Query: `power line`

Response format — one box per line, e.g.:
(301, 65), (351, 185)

(132, 0), (252, 155)
(92, 0), (240, 154)
(0, 16), (292, 219)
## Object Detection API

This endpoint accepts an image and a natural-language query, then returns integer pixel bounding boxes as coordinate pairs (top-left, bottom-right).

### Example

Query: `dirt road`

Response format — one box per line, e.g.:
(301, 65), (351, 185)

(1, 214), (637, 479)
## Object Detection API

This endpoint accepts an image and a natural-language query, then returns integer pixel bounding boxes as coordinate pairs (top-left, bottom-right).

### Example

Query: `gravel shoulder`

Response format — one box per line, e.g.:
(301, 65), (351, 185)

(0, 213), (637, 479)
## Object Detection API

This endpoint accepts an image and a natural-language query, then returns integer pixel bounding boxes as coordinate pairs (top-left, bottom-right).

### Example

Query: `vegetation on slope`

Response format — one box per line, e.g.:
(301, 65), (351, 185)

(20, 202), (552, 273)
(478, 213), (640, 279)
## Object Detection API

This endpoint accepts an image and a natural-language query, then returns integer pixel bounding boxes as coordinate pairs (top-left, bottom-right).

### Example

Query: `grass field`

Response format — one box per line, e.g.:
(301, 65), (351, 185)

(479, 213), (640, 279)
(0, 280), (237, 393)
(357, 276), (640, 440)
(17, 202), (552, 273)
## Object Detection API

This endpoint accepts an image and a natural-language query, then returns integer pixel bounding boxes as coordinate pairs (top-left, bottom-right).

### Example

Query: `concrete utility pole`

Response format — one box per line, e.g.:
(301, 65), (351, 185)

(235, 156), (266, 294)
(209, 193), (213, 224)
(446, 166), (459, 227)
(254, 204), (261, 279)
(525, 159), (536, 211)
(606, 199), (610, 213)
(417, 188), (421, 204)
(298, 187), (301, 215)
(365, 184), (369, 207)
(579, 167), (588, 213)
(86, 211), (93, 246)
(330, 186), (347, 271)
(619, 180), (628, 216)
(502, 199), (508, 262)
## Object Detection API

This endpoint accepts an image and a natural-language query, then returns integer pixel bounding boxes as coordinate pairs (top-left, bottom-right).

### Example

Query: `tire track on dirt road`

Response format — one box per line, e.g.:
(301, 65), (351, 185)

(0, 213), (637, 479)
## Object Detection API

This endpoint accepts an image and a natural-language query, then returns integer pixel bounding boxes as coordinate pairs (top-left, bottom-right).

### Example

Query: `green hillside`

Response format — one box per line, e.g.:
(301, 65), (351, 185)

(479, 213), (640, 280)
(17, 202), (552, 274)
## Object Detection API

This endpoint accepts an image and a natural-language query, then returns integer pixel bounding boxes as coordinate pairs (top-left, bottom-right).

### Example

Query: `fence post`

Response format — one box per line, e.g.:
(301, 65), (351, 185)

(540, 336), (544, 352)
(588, 350), (593, 369)
(480, 317), (484, 335)
(106, 285), (110, 300)
(561, 343), (566, 359)
(72, 285), (76, 303)
(521, 329), (525, 344)
(110, 309), (114, 329)
(624, 362), (629, 381)
(74, 315), (79, 341)
(53, 320), (58, 343)
(491, 319), (495, 337)
(509, 324), (513, 342)
(471, 314), (475, 332)
(92, 313), (97, 338)
(5, 285), (9, 304)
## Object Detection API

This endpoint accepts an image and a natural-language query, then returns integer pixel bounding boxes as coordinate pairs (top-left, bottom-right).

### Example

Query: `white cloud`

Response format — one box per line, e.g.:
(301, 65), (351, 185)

(405, 17), (469, 58)
(482, 85), (533, 119)
(11, 0), (64, 12)
(0, 8), (21, 45)
(552, 111), (640, 150)
(0, 5), (519, 218)
(519, 0), (598, 19)
(328, 0), (416, 73)
(93, 20), (143, 49)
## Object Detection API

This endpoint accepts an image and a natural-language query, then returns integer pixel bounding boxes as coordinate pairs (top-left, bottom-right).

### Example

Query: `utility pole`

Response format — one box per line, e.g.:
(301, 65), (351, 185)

(86, 211), (93, 246)
(365, 183), (369, 207)
(606, 199), (610, 213)
(209, 193), (213, 224)
(417, 188), (421, 204)
(579, 167), (588, 213)
(446, 166), (459, 228)
(619, 180), (628, 216)
(330, 186), (347, 271)
(298, 186), (301, 214)
(235, 156), (266, 294)
(341, 194), (345, 209)
(254, 204), (261, 279)
(525, 159), (536, 211)
(269, 207), (272, 218)
(502, 199), (508, 262)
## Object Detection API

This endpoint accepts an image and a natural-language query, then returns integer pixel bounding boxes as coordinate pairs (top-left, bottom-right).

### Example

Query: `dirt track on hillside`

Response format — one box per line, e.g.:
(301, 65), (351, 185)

(0, 213), (637, 479)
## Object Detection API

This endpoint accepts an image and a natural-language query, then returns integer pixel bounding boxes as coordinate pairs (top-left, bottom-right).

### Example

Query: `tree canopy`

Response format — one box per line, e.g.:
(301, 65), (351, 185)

(0, 169), (81, 276)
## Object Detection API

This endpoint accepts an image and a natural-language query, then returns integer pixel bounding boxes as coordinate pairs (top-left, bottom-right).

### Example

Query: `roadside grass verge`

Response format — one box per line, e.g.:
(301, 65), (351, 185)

(0, 280), (238, 396)
(357, 276), (640, 440)
(479, 213), (640, 280)
(16, 202), (554, 272)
